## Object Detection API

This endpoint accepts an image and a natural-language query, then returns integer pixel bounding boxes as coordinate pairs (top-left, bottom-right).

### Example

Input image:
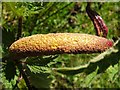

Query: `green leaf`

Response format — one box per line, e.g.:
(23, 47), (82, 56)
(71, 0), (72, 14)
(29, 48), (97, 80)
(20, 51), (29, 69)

(4, 3), (20, 16)
(27, 64), (50, 74)
(2, 29), (15, 47)
(17, 79), (27, 90)
(4, 61), (16, 82)
(106, 65), (118, 81)
(2, 72), (18, 89)
(4, 2), (24, 17)
(26, 55), (58, 66)
(26, 66), (52, 88)
(84, 67), (98, 87)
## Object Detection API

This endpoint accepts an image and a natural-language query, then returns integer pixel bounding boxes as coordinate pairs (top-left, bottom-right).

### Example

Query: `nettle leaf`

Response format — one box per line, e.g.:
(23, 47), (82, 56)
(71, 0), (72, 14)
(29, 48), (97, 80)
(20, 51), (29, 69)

(106, 65), (118, 81)
(26, 65), (52, 88)
(54, 38), (120, 75)
(17, 79), (27, 90)
(26, 57), (54, 88)
(4, 2), (24, 17)
(2, 73), (18, 89)
(26, 55), (58, 66)
(83, 67), (98, 87)
(2, 29), (15, 48)
(27, 64), (51, 74)
(2, 64), (18, 89)
(4, 61), (17, 82)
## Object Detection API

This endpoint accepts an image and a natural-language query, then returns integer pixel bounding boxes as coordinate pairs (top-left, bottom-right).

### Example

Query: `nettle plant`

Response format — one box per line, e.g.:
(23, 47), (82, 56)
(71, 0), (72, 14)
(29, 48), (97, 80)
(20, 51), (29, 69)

(1, 2), (120, 89)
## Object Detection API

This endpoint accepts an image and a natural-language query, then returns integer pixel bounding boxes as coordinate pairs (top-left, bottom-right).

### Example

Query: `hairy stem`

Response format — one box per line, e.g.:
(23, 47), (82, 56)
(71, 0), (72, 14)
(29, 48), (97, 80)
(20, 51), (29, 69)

(86, 2), (108, 37)
(17, 62), (32, 90)
(17, 16), (22, 40)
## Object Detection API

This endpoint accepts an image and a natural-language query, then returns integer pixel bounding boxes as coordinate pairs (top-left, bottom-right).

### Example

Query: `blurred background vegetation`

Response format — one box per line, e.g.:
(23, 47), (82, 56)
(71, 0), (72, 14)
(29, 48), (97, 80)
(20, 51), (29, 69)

(1, 2), (120, 89)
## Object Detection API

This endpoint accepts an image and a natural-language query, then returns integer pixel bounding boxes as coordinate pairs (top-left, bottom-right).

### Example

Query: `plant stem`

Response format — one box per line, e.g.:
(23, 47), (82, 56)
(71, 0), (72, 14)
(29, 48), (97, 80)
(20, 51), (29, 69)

(17, 16), (22, 40)
(17, 62), (33, 90)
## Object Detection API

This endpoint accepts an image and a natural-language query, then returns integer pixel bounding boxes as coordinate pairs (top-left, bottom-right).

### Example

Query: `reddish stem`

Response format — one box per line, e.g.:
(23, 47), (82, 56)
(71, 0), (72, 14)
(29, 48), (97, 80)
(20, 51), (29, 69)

(86, 2), (108, 38)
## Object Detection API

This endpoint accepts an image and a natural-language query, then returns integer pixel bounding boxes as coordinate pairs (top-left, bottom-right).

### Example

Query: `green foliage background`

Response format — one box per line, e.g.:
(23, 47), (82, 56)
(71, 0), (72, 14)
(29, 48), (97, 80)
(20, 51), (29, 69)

(1, 2), (120, 89)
